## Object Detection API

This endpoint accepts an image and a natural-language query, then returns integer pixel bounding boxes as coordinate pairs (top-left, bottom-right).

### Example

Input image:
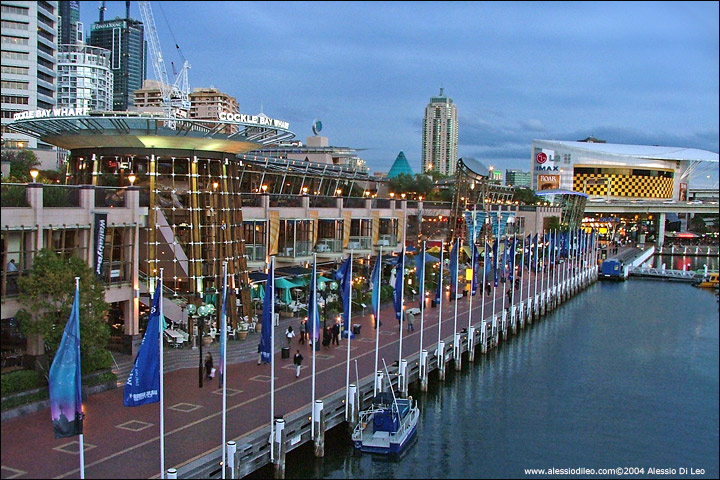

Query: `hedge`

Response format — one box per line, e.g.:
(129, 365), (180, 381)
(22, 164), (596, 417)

(1, 370), (46, 396)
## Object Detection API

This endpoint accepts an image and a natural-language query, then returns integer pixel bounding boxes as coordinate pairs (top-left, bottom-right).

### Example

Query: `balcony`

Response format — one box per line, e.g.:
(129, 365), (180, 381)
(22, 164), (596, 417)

(315, 238), (343, 254)
(347, 236), (372, 251)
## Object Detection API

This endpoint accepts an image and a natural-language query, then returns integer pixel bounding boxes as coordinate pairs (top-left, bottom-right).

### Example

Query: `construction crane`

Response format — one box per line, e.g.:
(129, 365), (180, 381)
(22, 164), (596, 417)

(137, 0), (190, 128)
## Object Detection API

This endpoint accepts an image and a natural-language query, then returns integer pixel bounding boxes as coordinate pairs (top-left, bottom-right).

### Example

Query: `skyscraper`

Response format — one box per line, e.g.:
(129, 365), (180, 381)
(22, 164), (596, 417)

(88, 5), (145, 111)
(1, 1), (58, 150)
(58, 0), (81, 45)
(57, 44), (114, 111)
(421, 88), (458, 176)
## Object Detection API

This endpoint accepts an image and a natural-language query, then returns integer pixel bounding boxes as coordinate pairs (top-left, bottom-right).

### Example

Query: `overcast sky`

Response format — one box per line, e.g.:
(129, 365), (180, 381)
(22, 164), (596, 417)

(84, 1), (719, 187)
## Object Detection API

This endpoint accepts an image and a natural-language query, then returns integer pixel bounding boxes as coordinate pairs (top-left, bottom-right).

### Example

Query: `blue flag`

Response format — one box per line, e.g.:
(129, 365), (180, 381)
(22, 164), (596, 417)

(260, 259), (274, 363)
(370, 254), (381, 322)
(334, 256), (354, 338)
(308, 261), (321, 342)
(508, 237), (515, 281)
(470, 242), (479, 296)
(415, 245), (426, 309)
(435, 244), (444, 304)
(484, 241), (491, 277)
(49, 281), (83, 438)
(124, 278), (164, 407)
(218, 264), (227, 385)
(492, 239), (499, 287)
(393, 248), (405, 320)
(449, 239), (459, 297)
(531, 234), (539, 271)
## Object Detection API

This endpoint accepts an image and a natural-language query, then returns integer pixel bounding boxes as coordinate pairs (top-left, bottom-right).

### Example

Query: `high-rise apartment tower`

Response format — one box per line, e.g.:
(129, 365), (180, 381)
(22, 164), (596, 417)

(88, 5), (145, 111)
(421, 88), (458, 176)
(1, 0), (58, 149)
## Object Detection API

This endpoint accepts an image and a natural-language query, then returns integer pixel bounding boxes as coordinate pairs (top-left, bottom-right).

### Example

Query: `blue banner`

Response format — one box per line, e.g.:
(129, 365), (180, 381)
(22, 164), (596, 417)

(307, 260), (321, 342)
(492, 239), (499, 287)
(449, 239), (459, 297)
(260, 259), (274, 363)
(334, 256), (354, 338)
(370, 254), (381, 322)
(393, 248), (405, 321)
(124, 279), (163, 407)
(470, 242), (479, 296)
(415, 244), (425, 309)
(49, 282), (83, 438)
(435, 244), (444, 304)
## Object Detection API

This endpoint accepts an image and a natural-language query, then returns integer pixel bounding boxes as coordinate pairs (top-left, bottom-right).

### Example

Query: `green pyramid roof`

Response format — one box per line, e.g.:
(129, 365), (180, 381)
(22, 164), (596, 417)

(387, 151), (414, 178)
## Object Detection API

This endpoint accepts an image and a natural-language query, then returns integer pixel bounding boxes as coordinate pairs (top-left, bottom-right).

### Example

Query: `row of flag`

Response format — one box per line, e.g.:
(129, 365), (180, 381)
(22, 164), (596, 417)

(49, 227), (595, 477)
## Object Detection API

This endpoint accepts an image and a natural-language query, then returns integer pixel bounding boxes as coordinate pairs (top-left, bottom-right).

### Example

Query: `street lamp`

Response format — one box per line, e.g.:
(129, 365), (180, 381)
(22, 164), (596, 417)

(317, 280), (338, 330)
(29, 169), (39, 183)
(128, 174), (136, 187)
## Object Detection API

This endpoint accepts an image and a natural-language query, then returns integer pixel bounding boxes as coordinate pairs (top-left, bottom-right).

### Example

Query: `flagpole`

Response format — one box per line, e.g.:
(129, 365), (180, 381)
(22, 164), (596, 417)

(511, 232), (517, 322)
(374, 245), (382, 395)
(311, 254), (317, 439)
(491, 216), (498, 336)
(519, 233), (526, 319)
(452, 237), (460, 342)
(481, 232), (487, 342)
(397, 248), (405, 370)
(418, 241), (426, 361)
(158, 268), (165, 479)
(269, 257), (275, 462)
(345, 250), (353, 421)
(74, 276), (85, 480)
(467, 237), (474, 333)
(436, 241), (444, 358)
(221, 262), (228, 479)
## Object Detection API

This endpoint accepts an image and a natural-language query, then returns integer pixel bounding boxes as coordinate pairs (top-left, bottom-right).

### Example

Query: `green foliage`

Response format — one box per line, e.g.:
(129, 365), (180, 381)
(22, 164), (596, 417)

(17, 249), (110, 368)
(513, 187), (542, 205)
(1, 390), (49, 411)
(84, 371), (117, 387)
(0, 370), (47, 396)
(387, 173), (435, 199)
(689, 215), (708, 234)
(545, 216), (563, 232)
(83, 348), (114, 373)
(0, 184), (29, 207)
(1, 149), (40, 182)
(42, 185), (74, 207)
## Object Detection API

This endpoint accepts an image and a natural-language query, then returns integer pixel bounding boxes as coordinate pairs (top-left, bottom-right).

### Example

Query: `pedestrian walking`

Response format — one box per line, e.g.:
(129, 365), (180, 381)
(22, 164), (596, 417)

(293, 350), (304, 378)
(407, 311), (415, 332)
(299, 319), (307, 345)
(331, 320), (340, 346)
(257, 342), (262, 365)
(506, 289), (512, 303)
(486, 282), (492, 296)
(285, 325), (295, 347)
(322, 326), (332, 349)
(204, 352), (214, 380)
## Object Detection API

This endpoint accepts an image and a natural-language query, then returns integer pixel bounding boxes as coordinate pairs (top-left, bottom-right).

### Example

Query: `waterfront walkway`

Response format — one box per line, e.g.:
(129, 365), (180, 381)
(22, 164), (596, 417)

(1, 263), (588, 479)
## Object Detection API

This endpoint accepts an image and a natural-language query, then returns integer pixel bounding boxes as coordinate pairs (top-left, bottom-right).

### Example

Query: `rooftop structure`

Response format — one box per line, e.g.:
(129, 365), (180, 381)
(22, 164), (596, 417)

(387, 151), (414, 178)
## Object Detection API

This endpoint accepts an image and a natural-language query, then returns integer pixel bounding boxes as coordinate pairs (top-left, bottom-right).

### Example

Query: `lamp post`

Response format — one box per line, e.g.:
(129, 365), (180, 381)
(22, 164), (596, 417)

(29, 169), (39, 183)
(317, 280), (338, 330)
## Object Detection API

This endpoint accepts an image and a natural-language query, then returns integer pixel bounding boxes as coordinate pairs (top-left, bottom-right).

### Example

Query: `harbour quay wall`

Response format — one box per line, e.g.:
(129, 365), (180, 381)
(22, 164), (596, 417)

(177, 266), (599, 479)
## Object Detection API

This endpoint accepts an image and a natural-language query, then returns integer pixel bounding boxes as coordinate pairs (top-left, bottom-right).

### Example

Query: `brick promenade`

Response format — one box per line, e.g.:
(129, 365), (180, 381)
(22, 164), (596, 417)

(1, 277), (541, 479)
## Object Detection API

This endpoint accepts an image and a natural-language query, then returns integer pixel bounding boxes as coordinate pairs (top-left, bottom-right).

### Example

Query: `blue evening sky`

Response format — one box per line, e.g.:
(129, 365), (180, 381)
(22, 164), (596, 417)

(83, 2), (719, 187)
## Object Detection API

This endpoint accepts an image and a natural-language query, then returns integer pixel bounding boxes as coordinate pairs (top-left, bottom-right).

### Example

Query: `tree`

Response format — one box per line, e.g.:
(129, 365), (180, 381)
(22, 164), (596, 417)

(16, 249), (111, 371)
(512, 187), (543, 205)
(1, 149), (40, 182)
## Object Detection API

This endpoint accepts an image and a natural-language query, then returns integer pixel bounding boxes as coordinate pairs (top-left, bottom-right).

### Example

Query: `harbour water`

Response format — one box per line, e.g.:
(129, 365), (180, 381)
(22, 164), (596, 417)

(249, 255), (719, 479)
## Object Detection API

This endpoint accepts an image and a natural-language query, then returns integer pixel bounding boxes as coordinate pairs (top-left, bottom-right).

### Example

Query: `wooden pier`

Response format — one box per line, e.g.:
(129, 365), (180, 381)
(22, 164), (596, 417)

(176, 264), (600, 479)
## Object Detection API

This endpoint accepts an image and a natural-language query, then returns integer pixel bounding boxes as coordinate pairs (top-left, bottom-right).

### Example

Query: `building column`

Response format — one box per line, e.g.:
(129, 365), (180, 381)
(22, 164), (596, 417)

(656, 212), (666, 248)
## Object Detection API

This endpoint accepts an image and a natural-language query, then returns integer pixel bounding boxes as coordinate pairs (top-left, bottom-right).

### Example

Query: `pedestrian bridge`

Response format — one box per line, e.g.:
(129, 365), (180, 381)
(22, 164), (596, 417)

(629, 267), (697, 282)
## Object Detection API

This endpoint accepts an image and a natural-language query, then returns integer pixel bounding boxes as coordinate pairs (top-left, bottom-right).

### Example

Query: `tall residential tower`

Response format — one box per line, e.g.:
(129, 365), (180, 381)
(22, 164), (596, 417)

(88, 4), (145, 111)
(421, 88), (458, 176)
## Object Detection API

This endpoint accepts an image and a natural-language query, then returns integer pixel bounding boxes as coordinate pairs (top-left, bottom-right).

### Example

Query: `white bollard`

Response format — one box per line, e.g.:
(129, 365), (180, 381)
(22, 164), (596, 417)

(226, 441), (236, 479)
(313, 400), (325, 457)
(420, 349), (429, 391)
(374, 370), (384, 395)
(167, 468), (177, 479)
(468, 326), (475, 362)
(438, 341), (446, 380)
(348, 384), (358, 427)
(400, 360), (408, 397)
(453, 332), (462, 370)
(273, 418), (285, 479)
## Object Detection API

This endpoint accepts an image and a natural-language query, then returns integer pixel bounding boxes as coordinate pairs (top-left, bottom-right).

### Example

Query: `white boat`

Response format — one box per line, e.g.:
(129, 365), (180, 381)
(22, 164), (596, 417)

(351, 391), (419, 455)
